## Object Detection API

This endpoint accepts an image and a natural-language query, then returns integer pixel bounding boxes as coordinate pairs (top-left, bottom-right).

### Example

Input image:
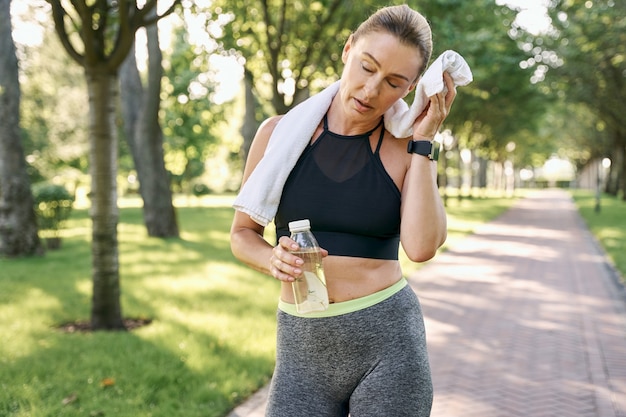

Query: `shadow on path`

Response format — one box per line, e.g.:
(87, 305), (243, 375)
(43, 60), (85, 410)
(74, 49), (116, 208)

(414, 189), (626, 417)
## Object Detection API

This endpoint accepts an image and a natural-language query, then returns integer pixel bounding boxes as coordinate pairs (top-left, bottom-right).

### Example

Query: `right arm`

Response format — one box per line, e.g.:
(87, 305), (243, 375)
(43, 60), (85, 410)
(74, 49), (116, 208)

(229, 116), (304, 282)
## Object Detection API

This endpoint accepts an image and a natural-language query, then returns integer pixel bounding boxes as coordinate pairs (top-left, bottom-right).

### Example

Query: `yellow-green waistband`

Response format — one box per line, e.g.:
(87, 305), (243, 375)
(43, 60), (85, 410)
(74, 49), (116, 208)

(278, 277), (408, 318)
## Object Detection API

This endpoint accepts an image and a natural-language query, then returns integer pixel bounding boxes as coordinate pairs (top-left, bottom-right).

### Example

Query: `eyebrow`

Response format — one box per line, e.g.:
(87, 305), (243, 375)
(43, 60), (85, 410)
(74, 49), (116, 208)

(363, 52), (411, 82)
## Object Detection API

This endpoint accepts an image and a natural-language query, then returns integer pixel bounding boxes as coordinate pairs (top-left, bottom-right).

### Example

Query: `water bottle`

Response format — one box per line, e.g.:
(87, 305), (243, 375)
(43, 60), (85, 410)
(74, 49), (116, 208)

(288, 219), (329, 314)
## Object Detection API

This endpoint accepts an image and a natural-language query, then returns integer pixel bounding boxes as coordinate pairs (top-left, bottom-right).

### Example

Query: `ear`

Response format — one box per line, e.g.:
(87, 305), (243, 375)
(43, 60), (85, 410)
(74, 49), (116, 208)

(342, 34), (354, 64)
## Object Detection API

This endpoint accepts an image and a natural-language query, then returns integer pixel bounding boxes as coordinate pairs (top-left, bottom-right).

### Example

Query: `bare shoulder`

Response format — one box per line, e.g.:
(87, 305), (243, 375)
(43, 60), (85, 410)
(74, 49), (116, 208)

(247, 115), (284, 156)
(260, 114), (284, 131)
(254, 115), (284, 147)
(389, 133), (412, 153)
(383, 131), (413, 165)
(241, 115), (284, 183)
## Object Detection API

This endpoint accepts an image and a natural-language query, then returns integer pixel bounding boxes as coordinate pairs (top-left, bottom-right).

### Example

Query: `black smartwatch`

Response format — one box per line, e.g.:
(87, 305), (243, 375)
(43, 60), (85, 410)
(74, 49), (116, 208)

(407, 140), (440, 161)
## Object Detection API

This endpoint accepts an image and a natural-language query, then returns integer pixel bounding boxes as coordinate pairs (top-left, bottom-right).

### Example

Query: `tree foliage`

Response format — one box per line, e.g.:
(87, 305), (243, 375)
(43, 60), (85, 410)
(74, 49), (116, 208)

(161, 22), (226, 193)
(414, 0), (550, 165)
(515, 0), (626, 197)
(214, 0), (382, 115)
(19, 19), (88, 186)
(212, 0), (551, 174)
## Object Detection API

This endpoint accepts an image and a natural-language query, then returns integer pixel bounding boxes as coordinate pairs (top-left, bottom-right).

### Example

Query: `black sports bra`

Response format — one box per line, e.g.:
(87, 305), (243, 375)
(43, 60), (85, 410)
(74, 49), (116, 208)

(275, 116), (401, 260)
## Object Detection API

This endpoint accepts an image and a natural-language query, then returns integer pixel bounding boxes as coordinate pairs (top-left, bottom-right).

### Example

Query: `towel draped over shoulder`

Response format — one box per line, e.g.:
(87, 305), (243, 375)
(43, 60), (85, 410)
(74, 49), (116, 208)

(233, 50), (473, 226)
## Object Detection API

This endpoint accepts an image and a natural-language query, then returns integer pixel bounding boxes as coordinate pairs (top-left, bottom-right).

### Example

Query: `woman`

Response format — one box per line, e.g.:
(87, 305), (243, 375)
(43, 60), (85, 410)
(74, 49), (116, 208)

(230, 4), (456, 416)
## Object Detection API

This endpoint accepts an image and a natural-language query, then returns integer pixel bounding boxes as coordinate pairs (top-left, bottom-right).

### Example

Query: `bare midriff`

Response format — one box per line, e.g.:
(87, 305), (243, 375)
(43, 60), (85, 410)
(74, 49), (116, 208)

(280, 255), (403, 304)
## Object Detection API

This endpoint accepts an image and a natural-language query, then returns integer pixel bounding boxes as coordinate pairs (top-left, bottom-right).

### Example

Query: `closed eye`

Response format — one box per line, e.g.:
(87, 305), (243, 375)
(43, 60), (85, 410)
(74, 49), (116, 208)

(361, 52), (411, 89)
(361, 61), (402, 89)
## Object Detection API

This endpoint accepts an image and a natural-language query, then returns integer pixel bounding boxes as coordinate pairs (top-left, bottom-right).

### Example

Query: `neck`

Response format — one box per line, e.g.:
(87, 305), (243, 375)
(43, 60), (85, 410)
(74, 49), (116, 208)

(326, 98), (384, 136)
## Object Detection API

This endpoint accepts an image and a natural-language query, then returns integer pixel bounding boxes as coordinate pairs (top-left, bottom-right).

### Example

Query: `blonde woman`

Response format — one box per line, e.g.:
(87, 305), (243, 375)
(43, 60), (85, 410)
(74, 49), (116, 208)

(231, 5), (457, 416)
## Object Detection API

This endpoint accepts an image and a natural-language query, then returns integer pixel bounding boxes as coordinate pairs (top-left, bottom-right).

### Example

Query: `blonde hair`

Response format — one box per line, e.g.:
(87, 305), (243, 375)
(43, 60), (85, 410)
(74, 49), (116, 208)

(352, 5), (433, 77)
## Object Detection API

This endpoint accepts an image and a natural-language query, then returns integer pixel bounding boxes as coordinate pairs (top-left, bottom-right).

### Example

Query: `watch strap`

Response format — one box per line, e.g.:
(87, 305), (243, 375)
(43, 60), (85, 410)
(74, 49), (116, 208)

(407, 140), (440, 161)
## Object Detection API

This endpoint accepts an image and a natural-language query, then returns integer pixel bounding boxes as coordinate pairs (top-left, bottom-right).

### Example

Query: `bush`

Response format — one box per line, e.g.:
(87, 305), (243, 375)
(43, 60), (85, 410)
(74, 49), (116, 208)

(192, 182), (212, 196)
(32, 183), (74, 233)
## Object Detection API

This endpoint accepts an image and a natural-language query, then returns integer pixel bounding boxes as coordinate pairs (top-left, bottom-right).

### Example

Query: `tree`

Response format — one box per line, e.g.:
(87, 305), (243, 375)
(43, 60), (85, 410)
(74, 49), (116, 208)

(214, 0), (382, 159)
(216, 0), (551, 187)
(422, 0), (548, 155)
(154, 11), (250, 196)
(17, 13), (89, 192)
(48, 0), (179, 330)
(119, 8), (179, 238)
(0, 0), (43, 257)
(519, 0), (626, 198)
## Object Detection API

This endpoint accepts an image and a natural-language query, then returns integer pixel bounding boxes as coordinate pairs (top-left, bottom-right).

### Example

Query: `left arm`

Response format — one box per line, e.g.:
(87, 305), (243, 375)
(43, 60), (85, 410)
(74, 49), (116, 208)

(400, 151), (447, 262)
(400, 72), (456, 262)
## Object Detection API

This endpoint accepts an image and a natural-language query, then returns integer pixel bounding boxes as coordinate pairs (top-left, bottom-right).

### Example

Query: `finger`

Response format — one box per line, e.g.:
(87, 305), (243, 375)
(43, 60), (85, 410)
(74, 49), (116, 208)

(272, 267), (297, 282)
(429, 93), (446, 121)
(270, 255), (298, 282)
(434, 92), (446, 112)
(442, 73), (457, 108)
(442, 71), (455, 93)
(274, 239), (304, 268)
(278, 235), (299, 251)
(271, 245), (303, 282)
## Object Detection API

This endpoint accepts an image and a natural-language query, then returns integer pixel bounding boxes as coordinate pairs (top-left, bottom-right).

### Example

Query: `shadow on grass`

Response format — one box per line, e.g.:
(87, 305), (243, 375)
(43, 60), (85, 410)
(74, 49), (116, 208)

(1, 320), (273, 417)
(0, 204), (278, 417)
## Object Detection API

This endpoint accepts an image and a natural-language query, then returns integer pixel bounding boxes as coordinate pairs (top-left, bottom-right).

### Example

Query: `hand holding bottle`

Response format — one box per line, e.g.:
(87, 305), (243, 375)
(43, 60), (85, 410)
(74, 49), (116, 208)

(270, 233), (328, 283)
(269, 220), (330, 314)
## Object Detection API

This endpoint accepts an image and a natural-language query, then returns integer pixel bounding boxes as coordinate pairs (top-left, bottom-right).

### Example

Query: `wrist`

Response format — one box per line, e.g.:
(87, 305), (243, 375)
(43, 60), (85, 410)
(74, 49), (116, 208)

(412, 133), (435, 141)
(407, 139), (440, 161)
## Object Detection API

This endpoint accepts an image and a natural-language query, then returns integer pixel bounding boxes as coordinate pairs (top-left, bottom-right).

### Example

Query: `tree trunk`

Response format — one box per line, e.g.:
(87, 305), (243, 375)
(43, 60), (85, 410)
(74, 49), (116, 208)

(0, 0), (43, 257)
(604, 130), (620, 196)
(119, 43), (143, 157)
(612, 130), (625, 200)
(618, 134), (626, 201)
(239, 68), (260, 166)
(119, 23), (178, 238)
(86, 66), (124, 330)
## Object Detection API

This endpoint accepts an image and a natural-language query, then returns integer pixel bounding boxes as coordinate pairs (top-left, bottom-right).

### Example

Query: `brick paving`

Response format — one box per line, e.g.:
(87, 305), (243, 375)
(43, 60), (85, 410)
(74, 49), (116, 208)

(227, 189), (626, 417)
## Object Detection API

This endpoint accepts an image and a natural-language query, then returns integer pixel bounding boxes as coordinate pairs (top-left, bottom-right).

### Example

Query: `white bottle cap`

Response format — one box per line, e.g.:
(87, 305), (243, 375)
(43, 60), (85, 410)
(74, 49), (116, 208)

(288, 219), (310, 232)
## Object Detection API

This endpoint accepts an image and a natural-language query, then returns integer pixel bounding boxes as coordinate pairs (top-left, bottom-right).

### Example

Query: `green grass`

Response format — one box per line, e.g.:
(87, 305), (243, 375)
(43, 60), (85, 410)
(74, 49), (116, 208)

(570, 190), (626, 284)
(0, 196), (278, 417)
(0, 193), (518, 417)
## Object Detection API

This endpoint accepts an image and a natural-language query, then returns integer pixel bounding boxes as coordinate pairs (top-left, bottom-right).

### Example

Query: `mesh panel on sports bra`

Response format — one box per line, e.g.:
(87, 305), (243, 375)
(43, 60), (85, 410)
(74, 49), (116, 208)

(275, 116), (401, 260)
(313, 126), (372, 183)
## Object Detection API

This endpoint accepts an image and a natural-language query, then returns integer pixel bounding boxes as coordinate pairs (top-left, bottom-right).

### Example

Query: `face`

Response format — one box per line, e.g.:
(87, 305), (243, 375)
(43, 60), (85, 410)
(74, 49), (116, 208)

(339, 31), (423, 121)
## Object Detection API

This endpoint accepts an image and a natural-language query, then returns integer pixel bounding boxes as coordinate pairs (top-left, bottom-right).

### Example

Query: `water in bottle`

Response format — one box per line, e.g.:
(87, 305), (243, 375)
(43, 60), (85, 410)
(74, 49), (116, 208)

(288, 220), (329, 314)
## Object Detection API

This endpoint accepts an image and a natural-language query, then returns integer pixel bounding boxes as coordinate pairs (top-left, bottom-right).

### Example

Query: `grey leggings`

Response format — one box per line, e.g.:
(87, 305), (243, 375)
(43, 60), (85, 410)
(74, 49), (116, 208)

(266, 285), (433, 417)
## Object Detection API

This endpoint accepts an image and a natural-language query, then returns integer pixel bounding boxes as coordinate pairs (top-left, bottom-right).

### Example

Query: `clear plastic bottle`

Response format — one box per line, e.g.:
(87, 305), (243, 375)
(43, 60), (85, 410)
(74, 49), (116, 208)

(288, 219), (329, 314)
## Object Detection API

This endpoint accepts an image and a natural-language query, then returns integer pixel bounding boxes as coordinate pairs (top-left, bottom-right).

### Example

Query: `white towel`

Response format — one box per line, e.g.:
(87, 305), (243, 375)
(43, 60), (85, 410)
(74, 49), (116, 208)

(384, 50), (473, 138)
(232, 81), (341, 226)
(233, 50), (473, 226)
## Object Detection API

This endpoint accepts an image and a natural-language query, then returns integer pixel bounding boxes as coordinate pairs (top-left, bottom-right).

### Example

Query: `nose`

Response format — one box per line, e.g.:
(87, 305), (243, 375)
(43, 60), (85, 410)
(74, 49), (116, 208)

(364, 77), (381, 99)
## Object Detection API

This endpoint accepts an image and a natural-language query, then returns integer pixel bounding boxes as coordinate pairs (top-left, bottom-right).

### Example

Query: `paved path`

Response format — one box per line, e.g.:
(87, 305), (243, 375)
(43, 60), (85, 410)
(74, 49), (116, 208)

(227, 189), (626, 417)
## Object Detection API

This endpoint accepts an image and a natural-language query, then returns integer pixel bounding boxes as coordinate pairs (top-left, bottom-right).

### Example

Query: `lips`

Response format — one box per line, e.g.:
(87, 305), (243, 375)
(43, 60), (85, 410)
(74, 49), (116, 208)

(354, 97), (373, 112)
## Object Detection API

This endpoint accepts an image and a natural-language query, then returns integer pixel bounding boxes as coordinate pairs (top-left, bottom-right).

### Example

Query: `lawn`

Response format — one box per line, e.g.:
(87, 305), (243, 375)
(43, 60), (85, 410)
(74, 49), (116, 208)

(570, 190), (626, 284)
(0, 193), (517, 417)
